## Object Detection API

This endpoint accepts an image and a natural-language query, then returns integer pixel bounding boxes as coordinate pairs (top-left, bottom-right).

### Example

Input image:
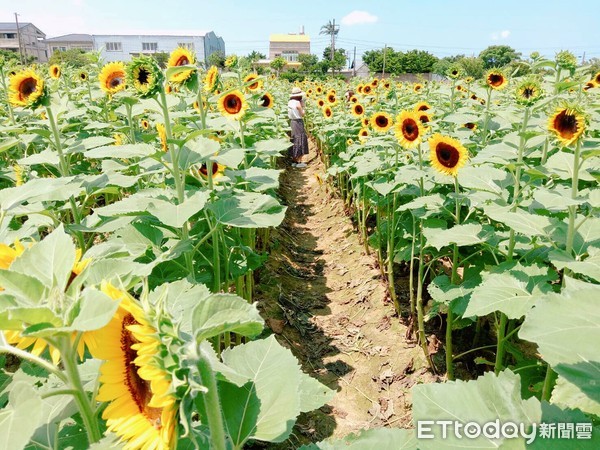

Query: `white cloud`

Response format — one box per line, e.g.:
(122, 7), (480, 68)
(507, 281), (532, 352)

(491, 30), (511, 41)
(341, 10), (378, 26)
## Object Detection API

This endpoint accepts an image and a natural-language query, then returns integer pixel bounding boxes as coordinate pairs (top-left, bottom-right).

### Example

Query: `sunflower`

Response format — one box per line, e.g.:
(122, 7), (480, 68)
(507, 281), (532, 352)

(127, 56), (163, 98)
(347, 138), (354, 145)
(243, 73), (263, 92)
(414, 101), (431, 112)
(196, 162), (226, 180)
(49, 64), (61, 79)
(157, 123), (168, 151)
(447, 66), (461, 79)
(90, 283), (177, 450)
(326, 93), (337, 105)
(322, 105), (333, 119)
(584, 81), (596, 91)
(516, 79), (542, 105)
(547, 106), (586, 147)
(349, 95), (358, 103)
(418, 111), (432, 125)
(395, 110), (424, 149)
(485, 70), (508, 90)
(114, 133), (124, 146)
(371, 78), (379, 88)
(99, 62), (126, 95)
(316, 86), (323, 94)
(78, 71), (88, 82)
(167, 47), (196, 84)
(370, 112), (393, 132)
(225, 55), (238, 68)
(217, 90), (248, 120)
(203, 66), (219, 93)
(259, 92), (274, 108)
(428, 134), (468, 176)
(317, 99), (325, 107)
(8, 68), (46, 108)
(165, 84), (173, 94)
(362, 85), (372, 95)
(362, 117), (370, 127)
(465, 76), (474, 84)
(463, 122), (477, 131)
(413, 83), (423, 93)
(593, 72), (600, 85)
(2, 243), (92, 364)
(13, 165), (24, 186)
(351, 103), (365, 117)
(358, 128), (370, 140)
(356, 84), (364, 94)
(140, 118), (150, 130)
(383, 81), (391, 89)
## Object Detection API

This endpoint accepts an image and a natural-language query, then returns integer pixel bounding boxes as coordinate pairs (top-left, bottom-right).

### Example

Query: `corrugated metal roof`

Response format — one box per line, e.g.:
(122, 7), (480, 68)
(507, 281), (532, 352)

(0, 22), (30, 31)
(45, 33), (93, 42)
(269, 34), (310, 43)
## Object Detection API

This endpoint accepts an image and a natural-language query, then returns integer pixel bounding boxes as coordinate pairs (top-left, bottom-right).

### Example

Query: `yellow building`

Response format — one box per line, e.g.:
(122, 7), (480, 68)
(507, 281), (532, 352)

(269, 32), (310, 67)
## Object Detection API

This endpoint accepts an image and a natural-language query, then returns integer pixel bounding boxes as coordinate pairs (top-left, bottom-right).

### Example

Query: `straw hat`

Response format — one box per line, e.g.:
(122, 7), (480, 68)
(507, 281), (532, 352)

(290, 87), (304, 98)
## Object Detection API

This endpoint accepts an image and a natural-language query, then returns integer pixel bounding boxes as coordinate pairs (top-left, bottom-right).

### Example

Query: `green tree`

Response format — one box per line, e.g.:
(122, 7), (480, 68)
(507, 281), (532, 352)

(207, 50), (226, 68)
(587, 57), (600, 76)
(247, 50), (266, 61)
(48, 48), (93, 68)
(0, 49), (21, 66)
(399, 49), (438, 74)
(432, 54), (465, 76)
(458, 56), (485, 78)
(479, 45), (521, 69)
(151, 52), (169, 68)
(270, 56), (286, 76)
(322, 47), (347, 73)
(298, 53), (319, 73)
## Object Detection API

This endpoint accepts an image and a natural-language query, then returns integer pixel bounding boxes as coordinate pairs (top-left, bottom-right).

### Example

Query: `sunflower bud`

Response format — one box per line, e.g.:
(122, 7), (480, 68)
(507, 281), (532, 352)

(515, 78), (543, 106)
(446, 65), (462, 79)
(555, 50), (578, 73)
(127, 56), (164, 98)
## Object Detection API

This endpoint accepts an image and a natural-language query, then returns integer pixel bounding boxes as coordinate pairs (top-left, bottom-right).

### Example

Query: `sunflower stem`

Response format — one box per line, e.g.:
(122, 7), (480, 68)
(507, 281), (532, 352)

(60, 339), (102, 444)
(45, 105), (69, 177)
(481, 89), (493, 145)
(416, 218), (433, 371)
(446, 177), (462, 381)
(125, 102), (136, 143)
(564, 139), (582, 281)
(0, 343), (66, 383)
(542, 365), (558, 401)
(196, 347), (227, 450)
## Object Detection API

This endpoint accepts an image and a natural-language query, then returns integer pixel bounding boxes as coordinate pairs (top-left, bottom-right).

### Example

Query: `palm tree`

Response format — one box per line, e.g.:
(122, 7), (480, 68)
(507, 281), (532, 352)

(319, 20), (339, 38)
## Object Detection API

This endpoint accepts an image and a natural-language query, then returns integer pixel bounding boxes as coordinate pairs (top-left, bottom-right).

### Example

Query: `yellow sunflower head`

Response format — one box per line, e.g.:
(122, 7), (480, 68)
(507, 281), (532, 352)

(515, 78), (543, 105)
(362, 84), (372, 95)
(465, 76), (474, 83)
(462, 122), (478, 131)
(243, 73), (263, 92)
(356, 83), (364, 94)
(414, 101), (431, 112)
(447, 66), (462, 79)
(196, 161), (226, 181)
(225, 54), (238, 68)
(413, 83), (423, 93)
(49, 64), (61, 79)
(141, 118), (150, 130)
(78, 70), (88, 82)
(327, 93), (337, 105)
(428, 134), (468, 176)
(350, 95), (358, 103)
(371, 78), (379, 88)
(203, 65), (219, 93)
(593, 71), (600, 85)
(358, 127), (370, 141)
(126, 56), (164, 98)
(8, 68), (47, 108)
(217, 90), (248, 120)
(547, 106), (586, 147)
(370, 112), (393, 132)
(395, 110), (424, 149)
(485, 69), (508, 90)
(156, 123), (168, 151)
(99, 62), (127, 95)
(362, 116), (370, 127)
(166, 47), (196, 84)
(322, 105), (333, 119)
(259, 92), (274, 108)
(317, 98), (325, 108)
(352, 103), (365, 117)
(347, 138), (354, 146)
(583, 81), (596, 91)
(91, 283), (178, 450)
(418, 111), (432, 127)
(316, 85), (323, 94)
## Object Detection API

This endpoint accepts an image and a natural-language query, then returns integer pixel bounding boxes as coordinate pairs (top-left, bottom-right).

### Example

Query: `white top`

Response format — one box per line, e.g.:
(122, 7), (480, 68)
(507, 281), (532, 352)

(288, 99), (303, 120)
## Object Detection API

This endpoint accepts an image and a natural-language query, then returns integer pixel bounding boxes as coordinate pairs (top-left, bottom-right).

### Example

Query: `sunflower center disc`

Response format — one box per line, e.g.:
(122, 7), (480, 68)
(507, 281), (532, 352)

(436, 143), (460, 168)
(20, 78), (37, 97)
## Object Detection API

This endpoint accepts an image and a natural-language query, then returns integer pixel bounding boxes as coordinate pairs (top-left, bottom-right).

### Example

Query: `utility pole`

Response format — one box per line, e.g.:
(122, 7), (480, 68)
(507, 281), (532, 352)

(14, 12), (25, 65)
(330, 19), (335, 62)
(382, 44), (387, 78)
(353, 46), (357, 77)
(581, 51), (586, 65)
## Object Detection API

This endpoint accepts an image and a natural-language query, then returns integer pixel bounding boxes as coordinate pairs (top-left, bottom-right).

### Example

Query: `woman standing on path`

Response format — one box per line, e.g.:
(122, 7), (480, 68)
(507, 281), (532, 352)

(288, 87), (309, 168)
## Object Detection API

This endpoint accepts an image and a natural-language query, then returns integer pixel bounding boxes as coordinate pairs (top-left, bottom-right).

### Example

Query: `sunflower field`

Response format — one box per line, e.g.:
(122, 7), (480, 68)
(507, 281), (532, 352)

(0, 44), (599, 449)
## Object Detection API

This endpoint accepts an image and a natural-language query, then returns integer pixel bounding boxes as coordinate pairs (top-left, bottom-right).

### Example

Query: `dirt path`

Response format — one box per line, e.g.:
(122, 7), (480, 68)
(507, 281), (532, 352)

(254, 141), (434, 447)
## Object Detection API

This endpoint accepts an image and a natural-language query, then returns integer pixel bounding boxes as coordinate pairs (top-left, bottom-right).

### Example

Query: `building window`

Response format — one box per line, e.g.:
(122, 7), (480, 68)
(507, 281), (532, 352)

(106, 42), (122, 52)
(3, 33), (16, 39)
(142, 42), (158, 51)
(282, 51), (299, 62)
(52, 46), (67, 52)
(177, 42), (194, 51)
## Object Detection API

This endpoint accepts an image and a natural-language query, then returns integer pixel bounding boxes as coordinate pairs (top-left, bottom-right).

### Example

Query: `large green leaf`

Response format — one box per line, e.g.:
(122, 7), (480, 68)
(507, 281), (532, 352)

(551, 375), (600, 417)
(147, 191), (209, 228)
(221, 335), (320, 443)
(302, 428), (417, 450)
(0, 382), (43, 450)
(519, 283), (600, 410)
(549, 247), (600, 282)
(10, 226), (75, 291)
(185, 136), (221, 159)
(412, 369), (541, 449)
(545, 151), (597, 181)
(464, 264), (554, 319)
(84, 143), (156, 159)
(229, 167), (282, 192)
(220, 380), (261, 449)
(191, 294), (264, 342)
(254, 138), (291, 156)
(484, 205), (556, 238)
(65, 288), (120, 332)
(458, 165), (508, 195)
(209, 191), (286, 228)
(0, 271), (46, 304)
(424, 223), (491, 251)
(298, 372), (335, 413)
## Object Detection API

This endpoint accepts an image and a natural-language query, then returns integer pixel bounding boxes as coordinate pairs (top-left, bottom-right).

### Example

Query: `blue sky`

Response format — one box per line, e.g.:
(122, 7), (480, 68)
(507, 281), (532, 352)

(3, 0), (599, 62)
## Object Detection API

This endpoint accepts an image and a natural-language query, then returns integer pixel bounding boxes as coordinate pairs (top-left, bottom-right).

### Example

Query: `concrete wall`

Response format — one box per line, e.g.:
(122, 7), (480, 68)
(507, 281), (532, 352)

(0, 24), (47, 62)
(47, 40), (94, 58)
(202, 31), (225, 64)
(93, 35), (206, 63)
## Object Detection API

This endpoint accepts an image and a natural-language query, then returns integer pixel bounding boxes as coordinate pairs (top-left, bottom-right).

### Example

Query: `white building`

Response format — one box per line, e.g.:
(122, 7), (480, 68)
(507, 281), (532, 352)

(0, 22), (47, 62)
(45, 34), (94, 56)
(92, 32), (224, 65)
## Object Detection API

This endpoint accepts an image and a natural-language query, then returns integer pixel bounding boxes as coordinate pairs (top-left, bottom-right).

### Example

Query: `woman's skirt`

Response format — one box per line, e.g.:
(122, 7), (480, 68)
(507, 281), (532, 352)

(290, 119), (309, 159)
